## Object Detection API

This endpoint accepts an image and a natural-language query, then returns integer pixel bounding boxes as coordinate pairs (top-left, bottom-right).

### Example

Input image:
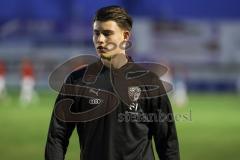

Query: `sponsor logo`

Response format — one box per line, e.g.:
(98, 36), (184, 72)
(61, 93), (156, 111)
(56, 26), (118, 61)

(89, 98), (102, 104)
(128, 86), (141, 111)
(89, 88), (99, 96)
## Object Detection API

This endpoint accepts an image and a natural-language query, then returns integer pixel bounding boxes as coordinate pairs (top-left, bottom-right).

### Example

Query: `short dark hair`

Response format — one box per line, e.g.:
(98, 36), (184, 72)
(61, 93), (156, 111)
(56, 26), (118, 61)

(93, 5), (133, 31)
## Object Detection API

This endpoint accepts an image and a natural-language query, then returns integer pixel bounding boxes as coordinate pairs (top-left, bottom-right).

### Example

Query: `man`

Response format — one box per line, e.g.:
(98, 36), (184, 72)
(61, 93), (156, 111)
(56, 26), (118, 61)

(19, 58), (37, 104)
(45, 6), (180, 160)
(0, 59), (7, 99)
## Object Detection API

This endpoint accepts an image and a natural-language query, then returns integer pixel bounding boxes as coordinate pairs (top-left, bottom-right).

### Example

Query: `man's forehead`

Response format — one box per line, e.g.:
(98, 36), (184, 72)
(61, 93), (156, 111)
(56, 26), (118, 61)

(93, 20), (120, 30)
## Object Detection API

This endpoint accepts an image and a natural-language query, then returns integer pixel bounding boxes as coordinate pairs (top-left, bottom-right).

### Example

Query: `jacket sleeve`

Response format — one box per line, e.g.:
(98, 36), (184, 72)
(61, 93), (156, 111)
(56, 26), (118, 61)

(150, 76), (180, 160)
(45, 76), (76, 160)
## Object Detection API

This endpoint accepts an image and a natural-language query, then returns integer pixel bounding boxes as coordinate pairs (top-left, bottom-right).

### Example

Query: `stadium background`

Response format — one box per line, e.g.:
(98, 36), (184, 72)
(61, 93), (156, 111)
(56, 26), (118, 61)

(0, 0), (240, 159)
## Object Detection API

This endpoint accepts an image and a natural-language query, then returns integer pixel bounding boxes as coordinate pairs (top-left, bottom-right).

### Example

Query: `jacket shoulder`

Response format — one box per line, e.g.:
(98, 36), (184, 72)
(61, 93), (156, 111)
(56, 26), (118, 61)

(67, 60), (102, 84)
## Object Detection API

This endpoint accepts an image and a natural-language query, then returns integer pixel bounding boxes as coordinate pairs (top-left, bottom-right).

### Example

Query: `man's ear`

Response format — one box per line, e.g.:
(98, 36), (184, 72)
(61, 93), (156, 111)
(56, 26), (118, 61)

(123, 31), (131, 41)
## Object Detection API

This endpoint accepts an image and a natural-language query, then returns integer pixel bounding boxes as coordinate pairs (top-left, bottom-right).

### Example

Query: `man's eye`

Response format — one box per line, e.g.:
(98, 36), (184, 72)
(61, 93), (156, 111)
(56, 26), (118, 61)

(94, 32), (100, 36)
(103, 32), (111, 36)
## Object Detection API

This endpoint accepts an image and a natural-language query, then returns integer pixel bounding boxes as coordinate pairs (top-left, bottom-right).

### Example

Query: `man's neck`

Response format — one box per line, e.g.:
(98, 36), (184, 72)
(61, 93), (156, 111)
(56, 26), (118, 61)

(101, 53), (128, 69)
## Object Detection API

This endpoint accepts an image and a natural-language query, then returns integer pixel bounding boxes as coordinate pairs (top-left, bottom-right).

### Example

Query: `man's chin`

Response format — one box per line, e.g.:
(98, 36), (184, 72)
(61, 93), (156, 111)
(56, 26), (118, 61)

(100, 53), (112, 61)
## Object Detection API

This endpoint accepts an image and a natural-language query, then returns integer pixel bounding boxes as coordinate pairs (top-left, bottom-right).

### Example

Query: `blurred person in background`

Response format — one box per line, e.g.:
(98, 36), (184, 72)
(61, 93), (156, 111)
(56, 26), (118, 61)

(159, 61), (188, 107)
(0, 59), (7, 99)
(45, 5), (180, 160)
(172, 66), (188, 108)
(173, 77), (188, 107)
(237, 75), (240, 94)
(19, 58), (37, 104)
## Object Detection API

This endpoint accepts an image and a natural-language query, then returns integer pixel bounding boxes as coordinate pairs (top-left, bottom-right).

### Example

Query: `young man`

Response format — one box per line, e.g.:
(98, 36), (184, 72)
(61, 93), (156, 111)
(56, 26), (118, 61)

(19, 58), (37, 104)
(45, 6), (180, 160)
(0, 59), (7, 99)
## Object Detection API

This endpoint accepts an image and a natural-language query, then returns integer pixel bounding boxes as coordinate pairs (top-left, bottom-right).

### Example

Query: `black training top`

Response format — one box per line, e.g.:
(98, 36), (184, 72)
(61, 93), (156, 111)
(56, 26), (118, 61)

(45, 58), (180, 160)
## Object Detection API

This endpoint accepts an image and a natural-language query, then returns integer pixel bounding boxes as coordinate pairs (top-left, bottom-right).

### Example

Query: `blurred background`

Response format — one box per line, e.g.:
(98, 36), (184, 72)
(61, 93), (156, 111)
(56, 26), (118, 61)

(0, 0), (239, 160)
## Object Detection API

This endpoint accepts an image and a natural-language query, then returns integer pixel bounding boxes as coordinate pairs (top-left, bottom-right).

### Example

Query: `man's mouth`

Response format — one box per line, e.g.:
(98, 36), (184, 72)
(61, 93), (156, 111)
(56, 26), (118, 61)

(97, 46), (107, 53)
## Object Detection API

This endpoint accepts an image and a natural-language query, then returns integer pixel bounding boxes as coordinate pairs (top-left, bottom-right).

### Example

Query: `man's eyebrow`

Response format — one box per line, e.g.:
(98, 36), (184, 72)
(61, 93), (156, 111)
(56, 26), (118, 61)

(102, 30), (114, 33)
(93, 29), (114, 33)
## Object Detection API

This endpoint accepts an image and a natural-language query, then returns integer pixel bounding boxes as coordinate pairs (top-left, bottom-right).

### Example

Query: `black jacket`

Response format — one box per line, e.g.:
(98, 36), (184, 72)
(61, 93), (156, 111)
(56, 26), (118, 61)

(45, 58), (180, 160)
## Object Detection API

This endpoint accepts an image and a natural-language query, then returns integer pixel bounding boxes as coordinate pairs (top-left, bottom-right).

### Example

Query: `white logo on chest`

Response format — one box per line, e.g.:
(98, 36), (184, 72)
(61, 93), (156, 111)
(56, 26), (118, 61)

(128, 86), (141, 111)
(89, 98), (101, 104)
(89, 88), (100, 96)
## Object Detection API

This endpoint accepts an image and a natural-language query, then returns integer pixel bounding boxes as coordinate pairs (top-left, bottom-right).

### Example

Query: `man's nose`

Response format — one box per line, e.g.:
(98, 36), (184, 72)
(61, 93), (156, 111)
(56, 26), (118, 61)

(97, 34), (105, 44)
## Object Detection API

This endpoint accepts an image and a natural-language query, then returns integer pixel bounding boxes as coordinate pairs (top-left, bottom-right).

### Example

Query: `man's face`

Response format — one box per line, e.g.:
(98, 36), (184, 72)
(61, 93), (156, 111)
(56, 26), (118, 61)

(93, 20), (128, 59)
